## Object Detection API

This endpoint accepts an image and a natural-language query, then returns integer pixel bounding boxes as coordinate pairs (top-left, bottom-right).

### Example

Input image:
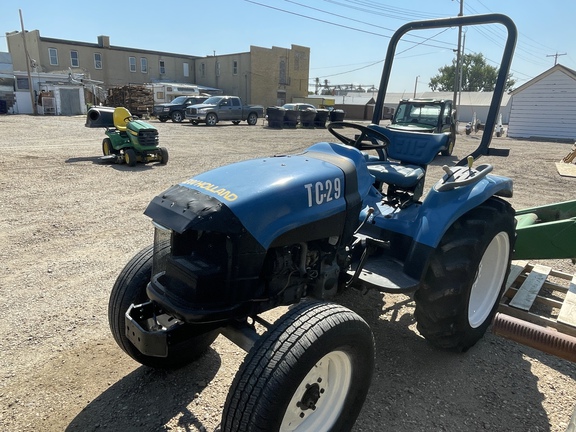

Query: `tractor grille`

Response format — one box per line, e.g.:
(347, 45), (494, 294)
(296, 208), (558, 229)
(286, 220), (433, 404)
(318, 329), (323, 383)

(138, 129), (159, 146)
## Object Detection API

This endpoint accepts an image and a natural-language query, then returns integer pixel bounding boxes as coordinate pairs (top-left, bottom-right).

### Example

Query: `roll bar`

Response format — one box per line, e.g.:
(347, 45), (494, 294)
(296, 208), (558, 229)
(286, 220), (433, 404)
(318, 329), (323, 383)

(371, 14), (517, 165)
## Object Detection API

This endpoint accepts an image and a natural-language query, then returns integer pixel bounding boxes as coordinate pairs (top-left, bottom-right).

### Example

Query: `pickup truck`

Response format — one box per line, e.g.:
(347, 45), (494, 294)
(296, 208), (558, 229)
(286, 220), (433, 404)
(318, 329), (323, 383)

(185, 95), (264, 126)
(153, 95), (208, 123)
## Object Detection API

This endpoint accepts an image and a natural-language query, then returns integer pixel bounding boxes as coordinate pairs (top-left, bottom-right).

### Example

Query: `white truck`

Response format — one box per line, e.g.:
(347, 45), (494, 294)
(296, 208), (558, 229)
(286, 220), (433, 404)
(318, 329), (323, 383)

(185, 95), (264, 126)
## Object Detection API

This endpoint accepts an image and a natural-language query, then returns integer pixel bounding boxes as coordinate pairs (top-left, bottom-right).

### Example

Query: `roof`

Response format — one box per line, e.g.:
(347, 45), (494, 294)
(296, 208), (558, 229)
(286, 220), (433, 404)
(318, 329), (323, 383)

(511, 63), (576, 95)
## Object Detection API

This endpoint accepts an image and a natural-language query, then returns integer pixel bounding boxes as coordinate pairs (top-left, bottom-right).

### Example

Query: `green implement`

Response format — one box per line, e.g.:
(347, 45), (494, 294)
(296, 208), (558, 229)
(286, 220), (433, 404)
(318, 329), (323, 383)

(514, 200), (576, 260)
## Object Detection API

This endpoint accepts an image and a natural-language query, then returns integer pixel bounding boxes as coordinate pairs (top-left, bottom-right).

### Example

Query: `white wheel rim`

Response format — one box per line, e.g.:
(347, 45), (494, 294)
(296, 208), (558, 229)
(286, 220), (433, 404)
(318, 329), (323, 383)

(280, 350), (352, 432)
(468, 231), (510, 328)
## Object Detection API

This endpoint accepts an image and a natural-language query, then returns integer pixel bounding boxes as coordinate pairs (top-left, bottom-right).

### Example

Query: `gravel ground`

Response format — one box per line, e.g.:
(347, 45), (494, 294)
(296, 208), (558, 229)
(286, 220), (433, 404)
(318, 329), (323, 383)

(0, 114), (575, 431)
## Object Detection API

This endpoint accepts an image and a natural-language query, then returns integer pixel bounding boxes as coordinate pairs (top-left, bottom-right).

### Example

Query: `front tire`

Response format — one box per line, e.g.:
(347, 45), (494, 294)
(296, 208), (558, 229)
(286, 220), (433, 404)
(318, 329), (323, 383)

(206, 113), (218, 126)
(108, 244), (218, 368)
(159, 147), (169, 165)
(222, 301), (374, 432)
(414, 197), (515, 352)
(124, 148), (137, 167)
(171, 111), (183, 123)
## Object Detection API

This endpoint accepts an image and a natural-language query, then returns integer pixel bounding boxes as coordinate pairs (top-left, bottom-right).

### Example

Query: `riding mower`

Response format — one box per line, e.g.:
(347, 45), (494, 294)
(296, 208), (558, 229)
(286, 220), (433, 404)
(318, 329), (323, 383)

(85, 106), (168, 166)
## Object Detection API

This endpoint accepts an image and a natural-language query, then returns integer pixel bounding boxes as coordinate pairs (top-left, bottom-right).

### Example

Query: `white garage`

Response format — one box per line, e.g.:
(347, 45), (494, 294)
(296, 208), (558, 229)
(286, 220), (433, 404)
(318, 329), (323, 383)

(508, 64), (576, 141)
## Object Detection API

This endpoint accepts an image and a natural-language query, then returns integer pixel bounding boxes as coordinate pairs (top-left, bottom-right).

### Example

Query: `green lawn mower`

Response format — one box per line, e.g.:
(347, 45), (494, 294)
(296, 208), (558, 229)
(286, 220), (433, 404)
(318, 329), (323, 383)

(85, 106), (168, 166)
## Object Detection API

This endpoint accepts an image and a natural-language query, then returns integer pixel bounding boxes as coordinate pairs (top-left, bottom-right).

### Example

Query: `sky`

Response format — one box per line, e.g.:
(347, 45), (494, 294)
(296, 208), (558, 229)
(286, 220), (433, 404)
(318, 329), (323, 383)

(1, 0), (573, 95)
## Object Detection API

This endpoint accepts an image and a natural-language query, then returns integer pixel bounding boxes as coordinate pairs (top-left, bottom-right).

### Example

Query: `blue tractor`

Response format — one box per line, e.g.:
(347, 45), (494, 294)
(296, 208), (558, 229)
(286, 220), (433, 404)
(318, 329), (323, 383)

(108, 14), (518, 431)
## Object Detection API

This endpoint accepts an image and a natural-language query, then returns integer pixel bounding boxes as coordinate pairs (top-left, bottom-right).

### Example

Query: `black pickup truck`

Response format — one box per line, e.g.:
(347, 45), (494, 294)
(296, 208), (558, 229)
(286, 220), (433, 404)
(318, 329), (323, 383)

(152, 95), (208, 123)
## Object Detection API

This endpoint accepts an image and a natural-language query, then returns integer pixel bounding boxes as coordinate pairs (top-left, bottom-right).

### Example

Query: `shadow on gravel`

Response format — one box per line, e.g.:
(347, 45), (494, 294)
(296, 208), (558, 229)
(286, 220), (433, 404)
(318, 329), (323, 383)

(334, 288), (555, 432)
(65, 347), (222, 432)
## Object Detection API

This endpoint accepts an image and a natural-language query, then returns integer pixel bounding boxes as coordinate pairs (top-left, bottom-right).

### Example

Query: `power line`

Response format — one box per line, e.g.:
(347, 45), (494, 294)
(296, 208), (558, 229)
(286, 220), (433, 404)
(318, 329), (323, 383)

(546, 52), (567, 65)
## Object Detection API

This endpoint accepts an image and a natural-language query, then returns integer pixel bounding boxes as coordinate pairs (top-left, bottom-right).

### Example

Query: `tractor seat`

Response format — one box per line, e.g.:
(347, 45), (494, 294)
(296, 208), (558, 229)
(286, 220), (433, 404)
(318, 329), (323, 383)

(366, 160), (424, 189)
(113, 107), (131, 132)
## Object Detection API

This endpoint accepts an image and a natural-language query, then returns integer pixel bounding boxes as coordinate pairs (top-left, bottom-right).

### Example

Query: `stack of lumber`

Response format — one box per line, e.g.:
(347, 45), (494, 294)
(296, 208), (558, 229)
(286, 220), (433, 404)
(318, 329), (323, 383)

(106, 85), (153, 117)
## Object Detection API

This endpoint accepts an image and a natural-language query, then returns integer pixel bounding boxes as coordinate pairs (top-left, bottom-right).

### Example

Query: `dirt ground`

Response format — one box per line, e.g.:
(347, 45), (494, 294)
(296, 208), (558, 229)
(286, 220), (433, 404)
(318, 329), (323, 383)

(1, 114), (575, 432)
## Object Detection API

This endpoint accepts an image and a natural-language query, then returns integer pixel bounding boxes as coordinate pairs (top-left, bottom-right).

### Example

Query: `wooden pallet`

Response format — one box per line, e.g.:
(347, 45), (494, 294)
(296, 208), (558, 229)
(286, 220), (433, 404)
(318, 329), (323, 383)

(499, 260), (576, 338)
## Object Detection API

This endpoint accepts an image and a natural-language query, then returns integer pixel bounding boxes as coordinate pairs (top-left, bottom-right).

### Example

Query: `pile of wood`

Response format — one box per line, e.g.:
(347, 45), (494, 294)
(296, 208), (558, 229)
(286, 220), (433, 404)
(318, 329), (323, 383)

(105, 85), (154, 117)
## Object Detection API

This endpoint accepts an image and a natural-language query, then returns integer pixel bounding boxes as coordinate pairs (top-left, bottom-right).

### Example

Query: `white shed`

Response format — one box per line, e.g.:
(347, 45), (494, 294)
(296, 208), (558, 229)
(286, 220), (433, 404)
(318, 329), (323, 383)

(507, 64), (576, 140)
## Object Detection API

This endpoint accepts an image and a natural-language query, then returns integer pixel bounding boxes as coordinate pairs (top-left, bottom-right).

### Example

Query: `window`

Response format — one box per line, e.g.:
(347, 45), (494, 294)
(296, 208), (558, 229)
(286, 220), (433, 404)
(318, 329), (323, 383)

(94, 53), (102, 69)
(233, 60), (238, 75)
(140, 57), (148, 73)
(279, 59), (287, 85)
(156, 91), (164, 100)
(183, 62), (189, 77)
(159, 60), (165, 74)
(216, 62), (220, 77)
(17, 77), (30, 90)
(200, 63), (205, 78)
(70, 51), (79, 67)
(49, 48), (58, 66)
(129, 56), (136, 72)
(232, 98), (240, 107)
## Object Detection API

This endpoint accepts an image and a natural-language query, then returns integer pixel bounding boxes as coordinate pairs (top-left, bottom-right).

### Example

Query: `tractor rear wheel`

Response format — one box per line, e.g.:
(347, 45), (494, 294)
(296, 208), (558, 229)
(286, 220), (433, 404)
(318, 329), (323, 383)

(102, 138), (113, 156)
(222, 301), (374, 432)
(414, 197), (515, 352)
(108, 243), (219, 368)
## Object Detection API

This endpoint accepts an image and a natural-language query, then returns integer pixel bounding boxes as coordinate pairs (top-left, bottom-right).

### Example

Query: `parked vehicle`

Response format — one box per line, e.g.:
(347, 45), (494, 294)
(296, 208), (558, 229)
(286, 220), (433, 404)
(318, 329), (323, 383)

(185, 95), (264, 126)
(108, 14), (517, 431)
(388, 98), (456, 156)
(85, 106), (168, 166)
(153, 95), (209, 123)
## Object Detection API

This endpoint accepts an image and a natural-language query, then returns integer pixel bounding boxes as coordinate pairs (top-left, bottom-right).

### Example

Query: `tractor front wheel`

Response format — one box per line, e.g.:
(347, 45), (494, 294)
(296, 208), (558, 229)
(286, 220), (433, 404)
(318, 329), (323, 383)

(108, 243), (219, 368)
(124, 148), (137, 167)
(414, 197), (515, 352)
(222, 301), (374, 432)
(159, 147), (169, 165)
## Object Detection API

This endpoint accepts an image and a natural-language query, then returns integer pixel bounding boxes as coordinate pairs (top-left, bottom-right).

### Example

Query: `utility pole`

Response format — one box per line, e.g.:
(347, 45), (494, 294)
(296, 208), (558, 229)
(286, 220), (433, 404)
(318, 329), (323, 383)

(413, 75), (419, 98)
(452, 0), (463, 117)
(19, 9), (37, 115)
(546, 52), (567, 65)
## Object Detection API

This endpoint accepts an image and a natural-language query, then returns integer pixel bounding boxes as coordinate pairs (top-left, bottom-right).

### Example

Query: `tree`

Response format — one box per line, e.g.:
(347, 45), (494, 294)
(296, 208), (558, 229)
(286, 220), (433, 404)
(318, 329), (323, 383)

(429, 53), (515, 92)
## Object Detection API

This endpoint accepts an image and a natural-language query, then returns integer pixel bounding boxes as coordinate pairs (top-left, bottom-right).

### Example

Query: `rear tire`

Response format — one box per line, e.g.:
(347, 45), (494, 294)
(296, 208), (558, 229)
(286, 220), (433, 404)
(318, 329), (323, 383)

(247, 112), (258, 125)
(414, 197), (515, 352)
(222, 301), (374, 432)
(108, 244), (218, 368)
(102, 138), (113, 156)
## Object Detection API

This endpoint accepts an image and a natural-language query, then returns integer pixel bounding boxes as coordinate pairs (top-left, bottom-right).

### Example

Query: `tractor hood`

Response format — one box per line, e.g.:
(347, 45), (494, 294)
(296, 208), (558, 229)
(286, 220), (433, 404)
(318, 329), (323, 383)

(127, 119), (157, 133)
(144, 142), (374, 249)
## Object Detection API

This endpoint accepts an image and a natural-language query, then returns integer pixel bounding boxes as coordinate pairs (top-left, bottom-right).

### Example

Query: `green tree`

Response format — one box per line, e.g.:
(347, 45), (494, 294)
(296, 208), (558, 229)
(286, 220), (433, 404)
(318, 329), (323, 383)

(429, 53), (515, 92)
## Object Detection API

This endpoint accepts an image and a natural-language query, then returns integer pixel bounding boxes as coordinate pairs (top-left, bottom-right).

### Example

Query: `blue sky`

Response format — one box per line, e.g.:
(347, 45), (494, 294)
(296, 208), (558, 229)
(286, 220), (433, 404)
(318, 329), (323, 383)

(1, 0), (572, 93)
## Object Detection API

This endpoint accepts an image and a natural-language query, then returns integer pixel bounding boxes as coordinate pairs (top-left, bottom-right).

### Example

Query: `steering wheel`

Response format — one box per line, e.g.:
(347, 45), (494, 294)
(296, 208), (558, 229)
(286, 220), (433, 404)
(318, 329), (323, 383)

(328, 121), (391, 160)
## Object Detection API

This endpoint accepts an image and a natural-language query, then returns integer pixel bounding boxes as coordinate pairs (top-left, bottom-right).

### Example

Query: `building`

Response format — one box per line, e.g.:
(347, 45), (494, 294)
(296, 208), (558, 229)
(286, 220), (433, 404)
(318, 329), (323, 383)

(5, 30), (310, 114)
(508, 64), (576, 141)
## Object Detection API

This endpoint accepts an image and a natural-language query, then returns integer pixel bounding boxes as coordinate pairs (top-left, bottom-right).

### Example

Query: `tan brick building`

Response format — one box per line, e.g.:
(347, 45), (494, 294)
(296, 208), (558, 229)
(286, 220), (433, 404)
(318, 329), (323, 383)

(6, 30), (310, 108)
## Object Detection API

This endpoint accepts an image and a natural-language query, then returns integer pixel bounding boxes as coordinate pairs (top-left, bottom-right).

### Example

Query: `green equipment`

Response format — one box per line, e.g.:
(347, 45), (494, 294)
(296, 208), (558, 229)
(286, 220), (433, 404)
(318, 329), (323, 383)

(514, 200), (576, 261)
(85, 106), (168, 166)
